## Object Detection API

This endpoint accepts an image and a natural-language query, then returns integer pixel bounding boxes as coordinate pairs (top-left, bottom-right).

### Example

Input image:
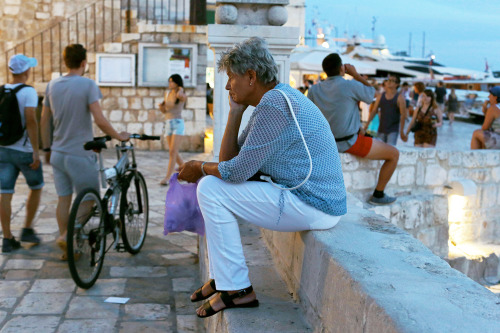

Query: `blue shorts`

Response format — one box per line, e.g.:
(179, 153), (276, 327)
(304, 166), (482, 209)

(377, 131), (399, 146)
(165, 119), (185, 136)
(0, 147), (44, 194)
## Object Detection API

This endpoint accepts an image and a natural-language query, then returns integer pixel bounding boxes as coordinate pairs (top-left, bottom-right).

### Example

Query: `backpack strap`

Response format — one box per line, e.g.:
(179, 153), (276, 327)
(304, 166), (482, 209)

(11, 84), (30, 94)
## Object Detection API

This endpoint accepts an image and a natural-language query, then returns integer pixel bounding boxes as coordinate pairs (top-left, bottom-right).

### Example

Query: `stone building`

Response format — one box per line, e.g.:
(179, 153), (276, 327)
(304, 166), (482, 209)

(0, 0), (305, 151)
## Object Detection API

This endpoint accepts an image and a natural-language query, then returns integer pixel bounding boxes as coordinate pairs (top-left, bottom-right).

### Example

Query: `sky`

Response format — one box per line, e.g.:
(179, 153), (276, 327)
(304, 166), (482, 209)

(305, 0), (500, 72)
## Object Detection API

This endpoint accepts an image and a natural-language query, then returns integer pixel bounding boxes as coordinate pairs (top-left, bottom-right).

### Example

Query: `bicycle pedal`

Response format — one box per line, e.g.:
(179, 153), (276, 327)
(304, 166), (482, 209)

(116, 243), (127, 252)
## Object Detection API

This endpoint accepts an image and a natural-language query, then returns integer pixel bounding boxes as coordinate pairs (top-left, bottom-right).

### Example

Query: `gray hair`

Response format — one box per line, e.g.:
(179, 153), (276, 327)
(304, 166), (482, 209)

(217, 37), (279, 85)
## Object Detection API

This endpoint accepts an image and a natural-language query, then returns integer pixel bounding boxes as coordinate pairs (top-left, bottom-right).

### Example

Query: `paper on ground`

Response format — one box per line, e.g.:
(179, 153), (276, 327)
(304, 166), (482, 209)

(104, 297), (130, 304)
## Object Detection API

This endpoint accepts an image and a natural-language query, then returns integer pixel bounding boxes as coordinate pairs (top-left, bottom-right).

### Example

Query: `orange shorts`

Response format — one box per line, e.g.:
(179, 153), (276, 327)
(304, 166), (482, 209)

(345, 134), (373, 157)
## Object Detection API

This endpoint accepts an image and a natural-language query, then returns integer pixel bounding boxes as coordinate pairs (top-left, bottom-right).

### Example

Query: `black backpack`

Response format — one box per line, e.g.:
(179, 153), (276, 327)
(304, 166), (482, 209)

(0, 84), (29, 146)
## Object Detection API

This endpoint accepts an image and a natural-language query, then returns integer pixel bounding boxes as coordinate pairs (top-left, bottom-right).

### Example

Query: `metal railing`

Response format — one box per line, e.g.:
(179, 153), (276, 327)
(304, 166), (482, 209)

(2, 0), (206, 84)
(135, 0), (193, 25)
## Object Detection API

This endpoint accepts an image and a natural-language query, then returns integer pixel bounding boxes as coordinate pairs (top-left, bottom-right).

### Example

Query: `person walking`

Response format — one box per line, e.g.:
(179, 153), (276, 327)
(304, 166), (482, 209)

(41, 44), (129, 260)
(159, 74), (187, 186)
(446, 87), (459, 125)
(308, 53), (399, 205)
(0, 54), (43, 252)
(409, 81), (425, 117)
(434, 81), (447, 117)
(364, 74), (407, 145)
(471, 86), (500, 149)
(404, 89), (443, 148)
(178, 37), (346, 318)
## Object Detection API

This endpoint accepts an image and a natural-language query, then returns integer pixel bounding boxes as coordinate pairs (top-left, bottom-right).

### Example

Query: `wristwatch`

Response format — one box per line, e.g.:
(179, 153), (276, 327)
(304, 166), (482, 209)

(42, 147), (51, 152)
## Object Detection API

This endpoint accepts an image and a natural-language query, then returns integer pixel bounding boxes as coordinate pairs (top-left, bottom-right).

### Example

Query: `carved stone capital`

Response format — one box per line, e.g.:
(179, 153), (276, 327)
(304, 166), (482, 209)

(215, 0), (289, 26)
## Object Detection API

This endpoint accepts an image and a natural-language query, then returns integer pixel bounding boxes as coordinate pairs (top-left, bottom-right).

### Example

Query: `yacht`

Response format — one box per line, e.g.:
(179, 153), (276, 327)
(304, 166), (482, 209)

(290, 35), (493, 121)
(342, 35), (488, 81)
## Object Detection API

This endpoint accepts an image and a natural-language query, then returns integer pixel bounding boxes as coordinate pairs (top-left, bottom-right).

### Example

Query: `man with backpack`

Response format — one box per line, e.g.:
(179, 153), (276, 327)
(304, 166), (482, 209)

(0, 54), (43, 252)
(40, 44), (129, 260)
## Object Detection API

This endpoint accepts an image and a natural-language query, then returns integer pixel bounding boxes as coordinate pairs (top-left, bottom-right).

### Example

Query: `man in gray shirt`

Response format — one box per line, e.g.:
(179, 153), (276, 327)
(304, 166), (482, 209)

(41, 44), (129, 259)
(308, 53), (399, 205)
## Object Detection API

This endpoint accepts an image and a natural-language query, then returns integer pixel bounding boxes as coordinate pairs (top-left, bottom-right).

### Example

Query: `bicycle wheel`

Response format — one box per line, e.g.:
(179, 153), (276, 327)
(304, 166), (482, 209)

(67, 188), (106, 289)
(120, 171), (149, 254)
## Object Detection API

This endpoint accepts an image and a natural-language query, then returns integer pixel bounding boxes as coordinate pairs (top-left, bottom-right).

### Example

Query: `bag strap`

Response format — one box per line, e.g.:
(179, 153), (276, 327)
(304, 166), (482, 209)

(421, 105), (432, 117)
(12, 83), (29, 94)
(261, 89), (312, 191)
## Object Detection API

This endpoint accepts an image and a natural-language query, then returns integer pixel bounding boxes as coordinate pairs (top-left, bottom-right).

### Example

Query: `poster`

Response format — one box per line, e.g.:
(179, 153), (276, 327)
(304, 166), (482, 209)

(138, 44), (197, 87)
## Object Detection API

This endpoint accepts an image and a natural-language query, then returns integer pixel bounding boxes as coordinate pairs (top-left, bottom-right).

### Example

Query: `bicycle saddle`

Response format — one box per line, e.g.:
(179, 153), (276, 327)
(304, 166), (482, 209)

(84, 138), (108, 151)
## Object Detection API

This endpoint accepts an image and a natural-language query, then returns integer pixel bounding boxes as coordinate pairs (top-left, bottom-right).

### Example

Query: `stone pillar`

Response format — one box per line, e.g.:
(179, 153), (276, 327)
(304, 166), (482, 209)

(207, 0), (299, 161)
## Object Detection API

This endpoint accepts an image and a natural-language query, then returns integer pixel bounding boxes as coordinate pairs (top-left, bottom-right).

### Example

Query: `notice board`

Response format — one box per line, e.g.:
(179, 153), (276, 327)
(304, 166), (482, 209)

(95, 54), (136, 87)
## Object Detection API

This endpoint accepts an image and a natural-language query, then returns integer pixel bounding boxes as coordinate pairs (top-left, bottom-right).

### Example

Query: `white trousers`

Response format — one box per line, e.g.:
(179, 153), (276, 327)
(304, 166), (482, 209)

(197, 176), (342, 291)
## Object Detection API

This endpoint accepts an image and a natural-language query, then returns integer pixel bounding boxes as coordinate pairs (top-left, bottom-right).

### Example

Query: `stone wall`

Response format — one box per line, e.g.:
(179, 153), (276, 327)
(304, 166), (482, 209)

(341, 148), (500, 251)
(0, 0), (90, 64)
(0, 0), (89, 47)
(258, 194), (500, 333)
(86, 25), (208, 151)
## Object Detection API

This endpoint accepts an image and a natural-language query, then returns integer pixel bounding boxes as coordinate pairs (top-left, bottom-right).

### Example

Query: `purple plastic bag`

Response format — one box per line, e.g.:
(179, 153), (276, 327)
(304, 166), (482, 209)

(164, 173), (205, 236)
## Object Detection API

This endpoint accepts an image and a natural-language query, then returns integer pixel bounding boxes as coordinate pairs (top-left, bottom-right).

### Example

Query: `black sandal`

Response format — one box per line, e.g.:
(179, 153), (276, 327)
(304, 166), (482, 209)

(191, 279), (217, 302)
(197, 285), (259, 318)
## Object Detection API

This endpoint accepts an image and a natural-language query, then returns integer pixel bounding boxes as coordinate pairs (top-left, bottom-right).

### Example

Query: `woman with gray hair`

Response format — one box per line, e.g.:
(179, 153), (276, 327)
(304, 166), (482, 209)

(178, 37), (346, 318)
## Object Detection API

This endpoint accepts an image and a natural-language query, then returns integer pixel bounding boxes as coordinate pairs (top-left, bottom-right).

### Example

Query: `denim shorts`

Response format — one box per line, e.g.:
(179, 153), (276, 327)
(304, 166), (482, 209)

(165, 118), (185, 136)
(0, 147), (44, 193)
(377, 131), (399, 146)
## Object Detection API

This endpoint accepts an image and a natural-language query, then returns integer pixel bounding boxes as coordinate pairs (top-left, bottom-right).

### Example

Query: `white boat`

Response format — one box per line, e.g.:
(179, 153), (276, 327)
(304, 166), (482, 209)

(291, 35), (488, 82)
(290, 35), (495, 121)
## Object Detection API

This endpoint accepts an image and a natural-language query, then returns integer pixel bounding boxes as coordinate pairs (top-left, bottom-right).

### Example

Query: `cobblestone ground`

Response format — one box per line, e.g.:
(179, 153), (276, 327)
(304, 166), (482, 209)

(0, 149), (210, 332)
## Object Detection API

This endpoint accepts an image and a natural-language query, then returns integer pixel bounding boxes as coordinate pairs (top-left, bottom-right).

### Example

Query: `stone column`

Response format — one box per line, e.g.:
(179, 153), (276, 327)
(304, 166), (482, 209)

(207, 0), (299, 161)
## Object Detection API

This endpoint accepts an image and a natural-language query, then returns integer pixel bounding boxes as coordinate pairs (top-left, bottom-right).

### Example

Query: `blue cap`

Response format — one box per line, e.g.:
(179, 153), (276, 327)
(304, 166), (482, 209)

(489, 86), (500, 98)
(8, 54), (37, 74)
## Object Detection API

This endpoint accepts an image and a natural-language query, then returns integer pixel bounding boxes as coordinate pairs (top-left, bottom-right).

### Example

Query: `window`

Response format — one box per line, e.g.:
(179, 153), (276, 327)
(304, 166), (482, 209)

(138, 43), (198, 87)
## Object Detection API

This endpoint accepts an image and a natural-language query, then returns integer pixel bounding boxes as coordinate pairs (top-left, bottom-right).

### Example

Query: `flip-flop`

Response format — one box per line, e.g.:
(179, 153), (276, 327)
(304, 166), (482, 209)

(191, 279), (217, 302)
(197, 285), (259, 318)
(56, 238), (67, 261)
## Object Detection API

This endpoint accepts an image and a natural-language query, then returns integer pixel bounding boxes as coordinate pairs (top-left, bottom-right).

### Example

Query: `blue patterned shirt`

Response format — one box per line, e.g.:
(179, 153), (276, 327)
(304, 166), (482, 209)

(218, 83), (347, 216)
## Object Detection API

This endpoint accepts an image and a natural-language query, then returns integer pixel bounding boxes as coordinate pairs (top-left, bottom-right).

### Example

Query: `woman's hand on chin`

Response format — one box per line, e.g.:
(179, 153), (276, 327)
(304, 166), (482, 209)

(178, 160), (204, 183)
(229, 95), (248, 114)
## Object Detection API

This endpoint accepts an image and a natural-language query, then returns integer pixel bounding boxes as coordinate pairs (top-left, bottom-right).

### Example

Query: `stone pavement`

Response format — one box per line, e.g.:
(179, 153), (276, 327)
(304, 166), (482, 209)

(395, 117), (479, 150)
(0, 149), (211, 332)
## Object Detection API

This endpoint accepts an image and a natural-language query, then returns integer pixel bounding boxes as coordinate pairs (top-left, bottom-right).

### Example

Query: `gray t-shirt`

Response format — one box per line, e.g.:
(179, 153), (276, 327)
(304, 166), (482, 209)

(308, 76), (375, 152)
(44, 75), (102, 156)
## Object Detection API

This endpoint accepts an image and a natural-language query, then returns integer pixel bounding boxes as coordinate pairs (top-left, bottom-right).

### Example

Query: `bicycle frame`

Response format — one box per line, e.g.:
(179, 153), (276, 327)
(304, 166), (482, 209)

(95, 141), (142, 251)
(67, 133), (159, 289)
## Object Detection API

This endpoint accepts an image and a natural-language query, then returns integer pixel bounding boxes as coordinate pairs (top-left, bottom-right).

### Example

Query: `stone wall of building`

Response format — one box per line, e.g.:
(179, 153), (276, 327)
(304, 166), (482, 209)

(86, 24), (208, 152)
(1, 1), (209, 152)
(341, 148), (500, 254)
(0, 0), (90, 55)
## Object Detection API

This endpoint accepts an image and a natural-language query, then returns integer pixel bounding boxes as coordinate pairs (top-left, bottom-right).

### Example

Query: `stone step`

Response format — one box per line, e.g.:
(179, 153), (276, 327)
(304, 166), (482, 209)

(119, 33), (141, 43)
(447, 242), (500, 284)
(102, 42), (123, 53)
(199, 223), (312, 332)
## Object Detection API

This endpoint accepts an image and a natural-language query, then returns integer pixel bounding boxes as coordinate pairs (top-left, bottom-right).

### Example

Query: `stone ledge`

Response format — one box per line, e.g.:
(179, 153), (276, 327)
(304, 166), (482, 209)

(261, 194), (500, 332)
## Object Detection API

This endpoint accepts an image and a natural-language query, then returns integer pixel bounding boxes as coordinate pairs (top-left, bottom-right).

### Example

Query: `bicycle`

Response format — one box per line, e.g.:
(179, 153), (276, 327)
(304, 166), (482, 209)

(66, 133), (160, 288)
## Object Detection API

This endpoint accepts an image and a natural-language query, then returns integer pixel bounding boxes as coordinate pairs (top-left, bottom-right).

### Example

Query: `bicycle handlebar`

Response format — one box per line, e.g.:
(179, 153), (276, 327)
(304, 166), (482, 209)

(85, 134), (160, 150)
(91, 134), (160, 142)
(130, 134), (161, 141)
